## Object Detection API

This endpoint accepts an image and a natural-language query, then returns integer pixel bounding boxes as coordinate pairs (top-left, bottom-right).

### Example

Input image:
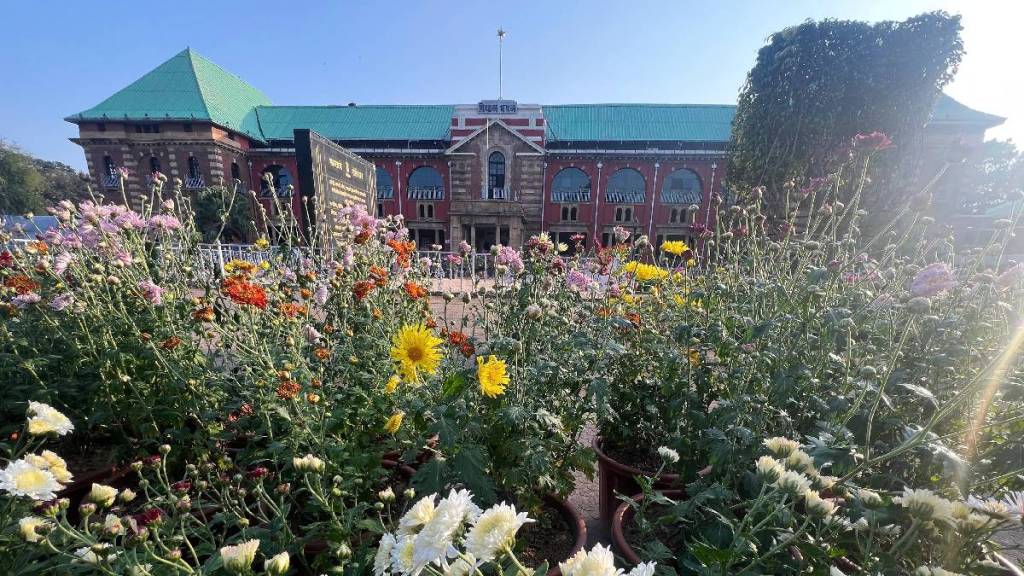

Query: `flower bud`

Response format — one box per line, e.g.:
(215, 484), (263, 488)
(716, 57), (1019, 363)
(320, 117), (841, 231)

(266, 552), (290, 576)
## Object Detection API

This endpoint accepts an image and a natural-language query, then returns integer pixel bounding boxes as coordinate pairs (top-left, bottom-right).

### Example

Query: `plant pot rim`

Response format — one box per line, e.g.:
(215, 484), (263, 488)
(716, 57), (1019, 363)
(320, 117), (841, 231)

(543, 493), (588, 576)
(611, 490), (685, 565)
(593, 436), (680, 483)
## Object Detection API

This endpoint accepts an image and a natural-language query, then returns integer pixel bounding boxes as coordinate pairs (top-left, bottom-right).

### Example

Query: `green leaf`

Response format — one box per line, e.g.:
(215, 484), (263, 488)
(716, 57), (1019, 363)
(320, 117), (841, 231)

(442, 372), (468, 399)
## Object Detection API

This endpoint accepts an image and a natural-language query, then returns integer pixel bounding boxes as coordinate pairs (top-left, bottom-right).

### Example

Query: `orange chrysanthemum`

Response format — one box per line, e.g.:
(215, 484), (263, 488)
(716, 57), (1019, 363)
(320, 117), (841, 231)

(222, 275), (268, 309)
(276, 380), (302, 400)
(160, 336), (183, 350)
(278, 302), (307, 317)
(192, 306), (215, 322)
(5, 274), (39, 295)
(370, 266), (389, 283)
(353, 280), (376, 301)
(404, 281), (429, 300)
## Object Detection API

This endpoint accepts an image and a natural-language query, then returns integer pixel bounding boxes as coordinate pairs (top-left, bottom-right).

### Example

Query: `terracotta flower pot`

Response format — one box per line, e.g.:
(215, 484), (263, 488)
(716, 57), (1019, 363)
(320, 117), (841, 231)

(593, 436), (679, 524)
(611, 490), (685, 565)
(544, 494), (588, 576)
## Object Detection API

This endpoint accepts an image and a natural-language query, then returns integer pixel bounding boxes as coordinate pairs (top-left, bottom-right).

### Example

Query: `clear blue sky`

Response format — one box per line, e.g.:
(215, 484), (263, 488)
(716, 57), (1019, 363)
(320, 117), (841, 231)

(1, 0), (1018, 170)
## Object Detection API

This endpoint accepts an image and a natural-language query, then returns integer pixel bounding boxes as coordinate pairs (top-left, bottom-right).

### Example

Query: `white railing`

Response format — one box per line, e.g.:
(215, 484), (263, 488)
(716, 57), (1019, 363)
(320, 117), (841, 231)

(185, 176), (205, 189)
(605, 189), (645, 204)
(552, 189), (591, 203)
(409, 186), (444, 200)
(376, 186), (394, 200)
(485, 188), (507, 200)
(101, 175), (120, 189)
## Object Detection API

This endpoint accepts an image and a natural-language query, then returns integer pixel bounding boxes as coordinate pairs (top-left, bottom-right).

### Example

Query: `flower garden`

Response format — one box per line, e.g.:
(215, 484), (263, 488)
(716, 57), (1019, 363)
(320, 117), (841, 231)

(3, 139), (1024, 575)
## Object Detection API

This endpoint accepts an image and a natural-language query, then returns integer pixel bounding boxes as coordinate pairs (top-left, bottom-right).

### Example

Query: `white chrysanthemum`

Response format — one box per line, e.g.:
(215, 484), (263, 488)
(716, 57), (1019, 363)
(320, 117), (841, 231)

(19, 516), (50, 543)
(804, 490), (837, 518)
(830, 567), (846, 576)
(390, 535), (416, 575)
(89, 483), (119, 506)
(74, 543), (115, 564)
(857, 488), (883, 508)
(774, 470), (811, 496)
(950, 501), (971, 521)
(412, 489), (481, 570)
(967, 495), (1012, 519)
(763, 437), (800, 458)
(558, 543), (619, 576)
(898, 488), (954, 524)
(220, 539), (260, 574)
(398, 493), (437, 535)
(265, 552), (290, 576)
(374, 533), (397, 576)
(443, 556), (476, 576)
(914, 567), (964, 576)
(103, 514), (123, 535)
(627, 562), (657, 576)
(657, 446), (680, 463)
(464, 502), (534, 561)
(26, 401), (74, 436)
(292, 454), (325, 473)
(0, 459), (61, 500)
(755, 455), (784, 482)
(785, 449), (815, 474)
(24, 451), (73, 484)
(814, 475), (838, 491)
(1002, 491), (1024, 520)
(851, 517), (870, 532)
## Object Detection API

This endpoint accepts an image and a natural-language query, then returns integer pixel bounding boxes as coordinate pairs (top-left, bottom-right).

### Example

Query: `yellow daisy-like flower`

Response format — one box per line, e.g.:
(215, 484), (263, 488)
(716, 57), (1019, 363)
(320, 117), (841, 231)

(687, 348), (701, 366)
(254, 236), (270, 250)
(673, 293), (704, 311)
(621, 261), (669, 283)
(661, 240), (690, 256)
(384, 411), (405, 434)
(390, 324), (444, 381)
(385, 374), (401, 394)
(477, 355), (509, 398)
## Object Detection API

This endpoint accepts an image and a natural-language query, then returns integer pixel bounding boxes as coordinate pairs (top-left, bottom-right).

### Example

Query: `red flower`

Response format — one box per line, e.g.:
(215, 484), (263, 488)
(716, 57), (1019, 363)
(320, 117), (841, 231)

(222, 275), (268, 309)
(852, 131), (894, 152)
(134, 508), (163, 527)
(160, 336), (183, 350)
(143, 455), (162, 467)
(403, 281), (428, 300)
(171, 480), (192, 494)
(0, 250), (14, 268)
(5, 274), (38, 295)
(247, 467), (270, 479)
(276, 380), (301, 400)
(353, 280), (376, 301)
(278, 302), (307, 317)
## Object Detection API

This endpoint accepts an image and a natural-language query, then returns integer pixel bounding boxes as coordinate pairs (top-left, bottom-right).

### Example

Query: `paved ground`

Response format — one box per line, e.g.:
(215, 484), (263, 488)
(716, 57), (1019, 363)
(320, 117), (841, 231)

(570, 424), (610, 545)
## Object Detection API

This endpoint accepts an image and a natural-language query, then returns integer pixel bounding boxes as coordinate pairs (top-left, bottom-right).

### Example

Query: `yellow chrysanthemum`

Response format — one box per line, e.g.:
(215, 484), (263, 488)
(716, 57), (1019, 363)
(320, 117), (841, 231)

(384, 411), (405, 434)
(661, 240), (690, 256)
(390, 324), (443, 381)
(477, 355), (509, 398)
(254, 236), (270, 250)
(621, 261), (669, 283)
(673, 293), (703, 311)
(385, 375), (401, 394)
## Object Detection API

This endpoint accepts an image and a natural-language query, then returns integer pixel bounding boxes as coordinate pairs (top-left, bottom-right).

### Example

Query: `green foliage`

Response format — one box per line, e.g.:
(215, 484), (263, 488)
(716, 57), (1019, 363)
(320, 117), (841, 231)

(729, 12), (964, 221)
(0, 144), (47, 214)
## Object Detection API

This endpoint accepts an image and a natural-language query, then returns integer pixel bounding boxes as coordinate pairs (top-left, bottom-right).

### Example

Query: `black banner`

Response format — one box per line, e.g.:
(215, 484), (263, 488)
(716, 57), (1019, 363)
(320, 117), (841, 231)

(294, 128), (376, 246)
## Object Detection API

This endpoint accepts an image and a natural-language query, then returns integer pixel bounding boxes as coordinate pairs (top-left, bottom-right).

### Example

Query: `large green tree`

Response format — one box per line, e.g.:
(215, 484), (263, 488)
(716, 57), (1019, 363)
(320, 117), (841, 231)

(728, 12), (964, 221)
(0, 143), (47, 214)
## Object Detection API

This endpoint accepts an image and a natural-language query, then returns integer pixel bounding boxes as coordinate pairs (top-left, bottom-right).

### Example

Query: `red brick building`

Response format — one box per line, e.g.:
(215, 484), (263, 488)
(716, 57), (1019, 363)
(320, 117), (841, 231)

(67, 49), (1004, 251)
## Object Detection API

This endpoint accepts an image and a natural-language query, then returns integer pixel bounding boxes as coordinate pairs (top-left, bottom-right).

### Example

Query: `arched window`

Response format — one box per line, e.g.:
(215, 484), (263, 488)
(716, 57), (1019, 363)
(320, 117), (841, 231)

(605, 168), (646, 204)
(487, 151), (506, 199)
(149, 156), (161, 175)
(408, 166), (444, 200)
(661, 169), (703, 205)
(185, 157), (204, 189)
(376, 167), (394, 199)
(261, 165), (294, 198)
(551, 167), (591, 202)
(230, 162), (241, 182)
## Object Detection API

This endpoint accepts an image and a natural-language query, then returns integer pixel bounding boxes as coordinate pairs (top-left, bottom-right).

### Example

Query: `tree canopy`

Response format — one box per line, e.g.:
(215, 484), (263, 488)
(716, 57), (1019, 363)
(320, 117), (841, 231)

(0, 141), (90, 215)
(728, 12), (964, 220)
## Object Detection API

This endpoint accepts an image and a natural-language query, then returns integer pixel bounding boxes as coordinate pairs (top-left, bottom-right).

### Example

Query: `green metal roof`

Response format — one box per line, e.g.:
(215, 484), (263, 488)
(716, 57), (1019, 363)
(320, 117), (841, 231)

(66, 48), (271, 141)
(931, 94), (1005, 128)
(255, 105), (454, 141)
(543, 104), (736, 143)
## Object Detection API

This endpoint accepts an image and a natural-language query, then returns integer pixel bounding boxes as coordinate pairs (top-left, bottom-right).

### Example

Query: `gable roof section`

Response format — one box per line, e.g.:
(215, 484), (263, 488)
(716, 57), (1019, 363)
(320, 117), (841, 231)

(931, 94), (1005, 128)
(255, 105), (454, 142)
(544, 104), (736, 143)
(446, 119), (546, 154)
(66, 48), (271, 141)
